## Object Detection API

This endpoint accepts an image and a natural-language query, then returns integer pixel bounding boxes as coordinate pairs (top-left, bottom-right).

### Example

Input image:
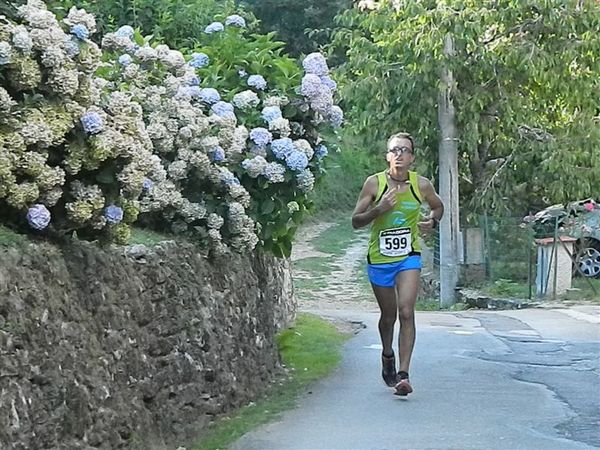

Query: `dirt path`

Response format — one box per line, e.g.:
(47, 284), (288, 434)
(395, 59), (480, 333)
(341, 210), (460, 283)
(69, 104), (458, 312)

(291, 221), (376, 311)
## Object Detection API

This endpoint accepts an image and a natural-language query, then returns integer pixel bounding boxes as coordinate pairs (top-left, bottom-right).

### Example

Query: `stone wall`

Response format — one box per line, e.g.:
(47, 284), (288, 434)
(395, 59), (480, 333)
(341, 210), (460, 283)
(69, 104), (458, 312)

(0, 240), (295, 449)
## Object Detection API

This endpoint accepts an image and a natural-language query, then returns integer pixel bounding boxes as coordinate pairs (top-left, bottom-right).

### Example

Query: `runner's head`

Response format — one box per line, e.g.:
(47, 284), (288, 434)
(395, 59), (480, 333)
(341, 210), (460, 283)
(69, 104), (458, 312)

(386, 132), (415, 169)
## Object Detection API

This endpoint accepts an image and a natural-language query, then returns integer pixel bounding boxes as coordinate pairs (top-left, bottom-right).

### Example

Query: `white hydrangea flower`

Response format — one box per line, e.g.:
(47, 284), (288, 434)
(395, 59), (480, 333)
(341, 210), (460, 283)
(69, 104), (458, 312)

(232, 90), (260, 110)
(160, 50), (186, 70)
(0, 42), (12, 65)
(179, 198), (207, 223)
(268, 117), (291, 137)
(135, 45), (158, 62)
(11, 26), (33, 54)
(63, 7), (97, 34)
(167, 160), (189, 180)
(0, 87), (16, 111)
(263, 95), (290, 108)
(207, 213), (224, 229)
(102, 33), (137, 53)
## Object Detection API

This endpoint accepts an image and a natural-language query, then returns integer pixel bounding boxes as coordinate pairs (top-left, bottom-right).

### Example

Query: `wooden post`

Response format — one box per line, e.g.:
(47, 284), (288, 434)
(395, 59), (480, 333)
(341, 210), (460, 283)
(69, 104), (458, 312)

(438, 34), (460, 307)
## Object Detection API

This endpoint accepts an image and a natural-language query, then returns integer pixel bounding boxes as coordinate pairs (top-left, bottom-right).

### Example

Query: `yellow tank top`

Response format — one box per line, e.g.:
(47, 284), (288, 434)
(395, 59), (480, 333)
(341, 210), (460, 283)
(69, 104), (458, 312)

(367, 170), (422, 264)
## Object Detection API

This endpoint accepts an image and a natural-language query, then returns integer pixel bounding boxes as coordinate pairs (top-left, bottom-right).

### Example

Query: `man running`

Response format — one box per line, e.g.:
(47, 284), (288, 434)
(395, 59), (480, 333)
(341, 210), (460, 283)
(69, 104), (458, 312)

(351, 132), (444, 396)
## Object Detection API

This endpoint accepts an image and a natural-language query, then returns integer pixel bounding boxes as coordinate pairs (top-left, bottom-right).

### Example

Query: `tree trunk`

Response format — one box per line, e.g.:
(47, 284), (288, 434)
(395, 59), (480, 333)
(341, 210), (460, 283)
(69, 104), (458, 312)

(438, 34), (460, 307)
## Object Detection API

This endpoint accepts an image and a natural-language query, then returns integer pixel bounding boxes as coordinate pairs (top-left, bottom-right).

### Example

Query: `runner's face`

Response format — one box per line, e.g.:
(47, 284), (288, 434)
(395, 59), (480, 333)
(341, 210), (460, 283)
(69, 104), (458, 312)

(386, 137), (414, 169)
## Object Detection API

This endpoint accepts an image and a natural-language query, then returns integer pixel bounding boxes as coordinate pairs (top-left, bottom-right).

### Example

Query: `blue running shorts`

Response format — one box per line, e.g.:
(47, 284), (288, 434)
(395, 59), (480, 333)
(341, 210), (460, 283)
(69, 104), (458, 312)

(367, 255), (422, 287)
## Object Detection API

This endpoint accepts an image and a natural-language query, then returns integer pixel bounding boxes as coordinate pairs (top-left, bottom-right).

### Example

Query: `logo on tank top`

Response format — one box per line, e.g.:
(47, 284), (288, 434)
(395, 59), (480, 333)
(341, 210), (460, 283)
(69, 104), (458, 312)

(391, 211), (406, 226)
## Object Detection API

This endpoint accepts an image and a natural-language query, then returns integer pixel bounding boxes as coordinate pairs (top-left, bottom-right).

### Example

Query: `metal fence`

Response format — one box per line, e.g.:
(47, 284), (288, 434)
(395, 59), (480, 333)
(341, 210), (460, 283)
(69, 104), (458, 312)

(479, 215), (597, 300)
(480, 215), (534, 283)
(419, 213), (597, 300)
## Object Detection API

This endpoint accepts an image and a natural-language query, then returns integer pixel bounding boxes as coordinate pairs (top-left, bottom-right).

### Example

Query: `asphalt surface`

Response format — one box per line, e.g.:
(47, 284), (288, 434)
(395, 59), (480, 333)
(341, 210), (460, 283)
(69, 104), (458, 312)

(230, 305), (600, 450)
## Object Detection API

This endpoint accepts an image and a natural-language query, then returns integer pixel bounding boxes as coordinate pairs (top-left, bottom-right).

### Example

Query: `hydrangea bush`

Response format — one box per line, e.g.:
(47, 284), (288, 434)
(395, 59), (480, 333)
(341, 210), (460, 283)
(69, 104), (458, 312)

(0, 1), (153, 244)
(184, 20), (342, 256)
(1, 2), (343, 256)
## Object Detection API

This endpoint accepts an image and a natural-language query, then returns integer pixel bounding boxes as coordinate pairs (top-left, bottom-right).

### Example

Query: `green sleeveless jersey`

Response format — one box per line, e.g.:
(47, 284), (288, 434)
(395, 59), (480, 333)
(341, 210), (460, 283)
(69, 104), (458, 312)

(367, 170), (422, 264)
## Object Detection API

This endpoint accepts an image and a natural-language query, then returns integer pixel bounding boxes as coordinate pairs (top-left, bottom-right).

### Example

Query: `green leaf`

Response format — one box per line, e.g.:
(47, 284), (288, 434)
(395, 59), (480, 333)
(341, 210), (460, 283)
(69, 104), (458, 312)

(261, 198), (276, 215)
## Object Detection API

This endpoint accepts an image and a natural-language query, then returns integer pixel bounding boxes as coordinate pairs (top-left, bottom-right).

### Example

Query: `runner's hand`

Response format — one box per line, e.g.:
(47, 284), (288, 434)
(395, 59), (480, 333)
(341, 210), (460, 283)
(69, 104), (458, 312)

(417, 218), (435, 233)
(376, 186), (398, 214)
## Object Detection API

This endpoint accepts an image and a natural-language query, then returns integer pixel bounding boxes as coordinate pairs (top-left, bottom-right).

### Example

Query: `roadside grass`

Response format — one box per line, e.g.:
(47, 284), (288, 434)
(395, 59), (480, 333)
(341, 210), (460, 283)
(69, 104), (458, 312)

(292, 256), (336, 276)
(475, 276), (600, 303)
(293, 275), (330, 293)
(310, 215), (361, 257)
(563, 278), (600, 303)
(480, 278), (531, 298)
(0, 226), (28, 247)
(192, 313), (351, 450)
(129, 227), (172, 246)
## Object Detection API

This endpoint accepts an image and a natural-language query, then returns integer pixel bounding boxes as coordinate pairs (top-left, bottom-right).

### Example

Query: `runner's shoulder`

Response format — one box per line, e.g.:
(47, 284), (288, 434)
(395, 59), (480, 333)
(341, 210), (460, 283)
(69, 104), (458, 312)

(364, 173), (381, 191)
(416, 174), (433, 190)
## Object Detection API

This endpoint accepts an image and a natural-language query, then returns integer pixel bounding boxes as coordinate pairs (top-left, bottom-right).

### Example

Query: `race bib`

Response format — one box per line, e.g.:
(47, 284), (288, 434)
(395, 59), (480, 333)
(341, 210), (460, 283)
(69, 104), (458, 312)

(379, 228), (412, 257)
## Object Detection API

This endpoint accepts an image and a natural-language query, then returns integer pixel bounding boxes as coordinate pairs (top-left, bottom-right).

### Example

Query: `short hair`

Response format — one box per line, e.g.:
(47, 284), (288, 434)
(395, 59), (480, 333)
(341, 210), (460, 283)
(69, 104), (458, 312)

(387, 132), (415, 151)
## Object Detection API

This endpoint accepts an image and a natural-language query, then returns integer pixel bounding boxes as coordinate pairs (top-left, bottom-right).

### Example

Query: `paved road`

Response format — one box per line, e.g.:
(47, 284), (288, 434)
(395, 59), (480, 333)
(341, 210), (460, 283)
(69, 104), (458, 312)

(230, 306), (600, 450)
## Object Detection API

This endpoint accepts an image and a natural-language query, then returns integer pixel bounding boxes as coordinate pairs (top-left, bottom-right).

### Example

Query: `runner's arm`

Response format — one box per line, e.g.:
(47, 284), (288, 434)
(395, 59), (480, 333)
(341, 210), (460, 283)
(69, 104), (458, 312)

(351, 176), (380, 229)
(418, 177), (444, 230)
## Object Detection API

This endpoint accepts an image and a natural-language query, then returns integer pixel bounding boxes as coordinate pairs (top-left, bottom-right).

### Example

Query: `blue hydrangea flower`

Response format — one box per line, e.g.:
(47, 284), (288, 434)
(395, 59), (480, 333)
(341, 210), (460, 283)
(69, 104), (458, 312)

(104, 205), (124, 224)
(199, 88), (221, 105)
(285, 150), (309, 171)
(219, 168), (240, 185)
(80, 111), (104, 135)
(249, 127), (273, 147)
(302, 52), (329, 76)
(263, 162), (286, 183)
(301, 74), (322, 97)
(27, 204), (51, 230)
(118, 54), (133, 67)
(238, 69), (247, 78)
(205, 22), (224, 34)
(177, 85), (201, 100)
(188, 52), (210, 68)
(186, 75), (201, 86)
(270, 137), (294, 160)
(210, 146), (225, 162)
(247, 74), (267, 90)
(261, 106), (282, 124)
(115, 25), (135, 40)
(225, 15), (246, 27)
(70, 24), (89, 40)
(64, 38), (80, 57)
(211, 101), (235, 118)
(142, 178), (154, 191)
(315, 144), (329, 160)
(320, 76), (337, 91)
(329, 106), (344, 128)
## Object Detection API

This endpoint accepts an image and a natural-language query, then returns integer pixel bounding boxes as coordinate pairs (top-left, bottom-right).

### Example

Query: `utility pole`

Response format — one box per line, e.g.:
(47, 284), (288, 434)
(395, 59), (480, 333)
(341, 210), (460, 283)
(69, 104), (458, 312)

(437, 34), (460, 307)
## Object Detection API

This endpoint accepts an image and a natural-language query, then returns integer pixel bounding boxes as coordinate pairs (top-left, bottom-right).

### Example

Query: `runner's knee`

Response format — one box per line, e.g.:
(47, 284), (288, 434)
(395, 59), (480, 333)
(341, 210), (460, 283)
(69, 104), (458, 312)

(398, 305), (414, 322)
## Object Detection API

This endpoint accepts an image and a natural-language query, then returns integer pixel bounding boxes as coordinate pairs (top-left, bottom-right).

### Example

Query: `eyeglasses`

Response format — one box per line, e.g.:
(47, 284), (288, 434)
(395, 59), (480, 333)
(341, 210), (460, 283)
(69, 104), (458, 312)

(387, 146), (413, 155)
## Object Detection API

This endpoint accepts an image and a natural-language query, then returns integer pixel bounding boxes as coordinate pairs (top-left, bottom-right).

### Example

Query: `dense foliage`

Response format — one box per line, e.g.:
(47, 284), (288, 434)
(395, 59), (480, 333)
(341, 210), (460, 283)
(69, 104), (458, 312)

(0, 1), (343, 256)
(243, 0), (352, 57)
(50, 0), (239, 48)
(330, 0), (600, 218)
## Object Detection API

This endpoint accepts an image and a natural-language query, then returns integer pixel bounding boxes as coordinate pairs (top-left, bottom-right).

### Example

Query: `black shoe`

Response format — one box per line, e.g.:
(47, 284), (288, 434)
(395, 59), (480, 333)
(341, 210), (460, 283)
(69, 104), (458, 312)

(381, 352), (397, 387)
